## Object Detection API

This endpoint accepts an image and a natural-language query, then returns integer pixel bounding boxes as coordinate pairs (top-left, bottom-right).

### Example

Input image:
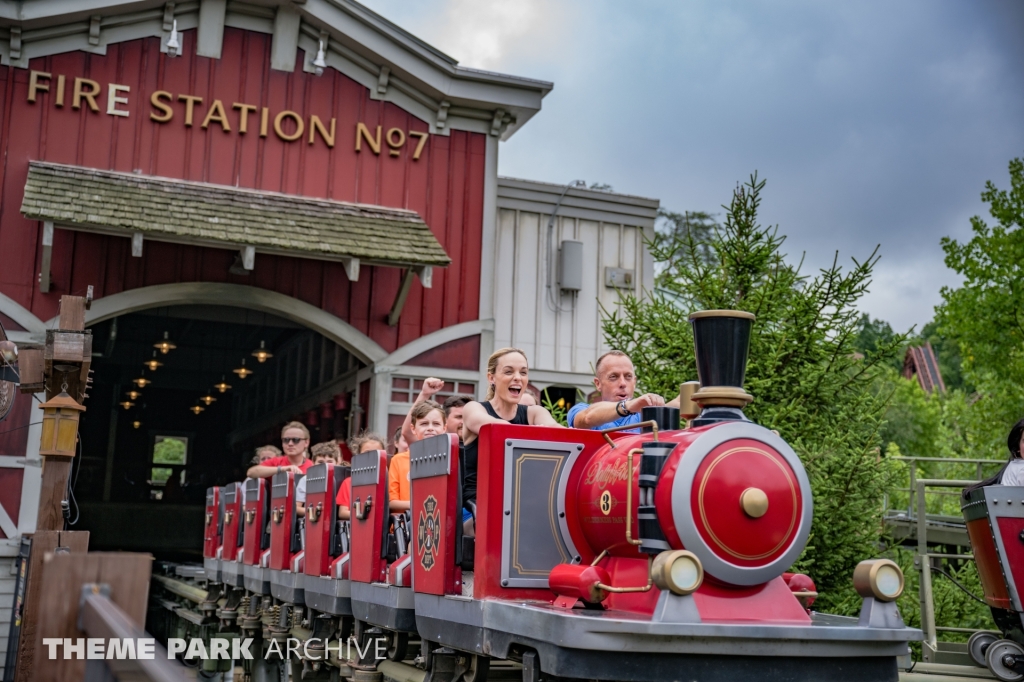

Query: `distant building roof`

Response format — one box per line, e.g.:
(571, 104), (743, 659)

(903, 342), (946, 394)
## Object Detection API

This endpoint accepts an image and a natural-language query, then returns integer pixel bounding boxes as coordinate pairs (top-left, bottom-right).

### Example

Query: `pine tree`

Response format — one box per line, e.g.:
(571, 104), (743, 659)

(602, 174), (905, 611)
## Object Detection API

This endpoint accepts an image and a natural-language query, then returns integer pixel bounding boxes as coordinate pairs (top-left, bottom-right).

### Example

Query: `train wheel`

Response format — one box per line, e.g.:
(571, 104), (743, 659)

(987, 640), (1024, 682)
(969, 631), (999, 667)
(386, 631), (409, 661)
(461, 654), (490, 682)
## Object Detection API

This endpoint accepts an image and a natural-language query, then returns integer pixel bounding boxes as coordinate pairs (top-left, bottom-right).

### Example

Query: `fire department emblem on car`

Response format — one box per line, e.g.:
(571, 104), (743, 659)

(417, 495), (439, 571)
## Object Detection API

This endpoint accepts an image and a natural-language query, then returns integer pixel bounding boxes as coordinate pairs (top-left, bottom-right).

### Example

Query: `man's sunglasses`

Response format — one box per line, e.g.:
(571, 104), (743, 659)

(282, 437), (306, 445)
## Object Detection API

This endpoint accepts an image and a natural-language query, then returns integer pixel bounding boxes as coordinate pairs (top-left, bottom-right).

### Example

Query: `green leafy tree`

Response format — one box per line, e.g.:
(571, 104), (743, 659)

(875, 369), (943, 458)
(602, 174), (905, 612)
(153, 437), (187, 465)
(937, 156), (1024, 391)
(852, 314), (905, 372)
(652, 208), (717, 279)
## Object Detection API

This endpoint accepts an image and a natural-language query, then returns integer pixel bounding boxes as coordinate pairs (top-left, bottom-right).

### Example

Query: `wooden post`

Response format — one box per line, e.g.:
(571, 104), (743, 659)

(14, 292), (95, 680)
(13, 530), (89, 682)
(35, 295), (92, 532)
(29, 552), (153, 682)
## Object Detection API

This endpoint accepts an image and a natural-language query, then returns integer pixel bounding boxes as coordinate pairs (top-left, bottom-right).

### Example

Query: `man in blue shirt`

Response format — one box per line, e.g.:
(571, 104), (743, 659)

(568, 350), (679, 431)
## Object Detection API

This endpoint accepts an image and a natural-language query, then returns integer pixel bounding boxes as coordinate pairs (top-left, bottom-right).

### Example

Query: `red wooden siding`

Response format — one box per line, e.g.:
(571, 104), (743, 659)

(0, 28), (486, 353)
(404, 334), (480, 372)
(0, 394), (31, 459)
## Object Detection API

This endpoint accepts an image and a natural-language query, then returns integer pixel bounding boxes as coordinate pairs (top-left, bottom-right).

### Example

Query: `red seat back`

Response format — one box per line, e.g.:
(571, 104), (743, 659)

(304, 464), (348, 576)
(269, 471), (301, 571)
(203, 486), (222, 559)
(221, 482), (243, 561)
(242, 477), (270, 565)
(349, 450), (388, 584)
(410, 434), (461, 595)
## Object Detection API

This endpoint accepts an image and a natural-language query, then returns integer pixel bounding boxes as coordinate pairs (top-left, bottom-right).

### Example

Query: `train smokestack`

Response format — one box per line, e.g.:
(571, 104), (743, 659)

(688, 310), (755, 426)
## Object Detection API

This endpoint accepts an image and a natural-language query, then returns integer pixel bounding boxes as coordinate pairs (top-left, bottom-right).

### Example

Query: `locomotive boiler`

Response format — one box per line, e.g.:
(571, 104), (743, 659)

(159, 309), (921, 682)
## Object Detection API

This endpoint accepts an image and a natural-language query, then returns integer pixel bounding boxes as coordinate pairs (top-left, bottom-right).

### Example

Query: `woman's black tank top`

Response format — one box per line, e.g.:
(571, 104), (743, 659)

(462, 401), (529, 504)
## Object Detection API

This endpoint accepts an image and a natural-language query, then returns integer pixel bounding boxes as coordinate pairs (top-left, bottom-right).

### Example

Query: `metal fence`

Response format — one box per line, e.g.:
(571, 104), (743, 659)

(887, 456), (1005, 665)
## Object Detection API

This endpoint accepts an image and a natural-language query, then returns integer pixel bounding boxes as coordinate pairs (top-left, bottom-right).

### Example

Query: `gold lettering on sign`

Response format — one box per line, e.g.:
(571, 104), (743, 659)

(150, 91), (173, 122)
(73, 78), (100, 112)
(178, 94), (203, 127)
(201, 99), (230, 131)
(107, 84), (130, 117)
(409, 131), (429, 160)
(26, 70), (429, 158)
(309, 115), (335, 148)
(233, 103), (257, 134)
(386, 128), (405, 157)
(355, 123), (381, 155)
(274, 111), (304, 141)
(28, 70), (49, 103)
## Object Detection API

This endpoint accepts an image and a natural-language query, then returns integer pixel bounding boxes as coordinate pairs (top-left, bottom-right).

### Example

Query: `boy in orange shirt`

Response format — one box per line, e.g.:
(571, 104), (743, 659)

(388, 400), (446, 512)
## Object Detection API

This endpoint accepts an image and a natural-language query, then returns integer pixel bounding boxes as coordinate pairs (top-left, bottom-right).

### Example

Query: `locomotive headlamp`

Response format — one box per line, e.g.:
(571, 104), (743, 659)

(652, 550), (704, 596)
(853, 559), (904, 602)
(38, 391), (85, 457)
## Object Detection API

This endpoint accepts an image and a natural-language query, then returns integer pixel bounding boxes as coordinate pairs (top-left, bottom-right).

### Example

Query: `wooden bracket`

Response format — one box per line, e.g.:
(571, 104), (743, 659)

(241, 245), (255, 270)
(131, 232), (143, 257)
(377, 65), (390, 95)
(387, 268), (417, 326)
(343, 257), (360, 281)
(417, 265), (432, 289)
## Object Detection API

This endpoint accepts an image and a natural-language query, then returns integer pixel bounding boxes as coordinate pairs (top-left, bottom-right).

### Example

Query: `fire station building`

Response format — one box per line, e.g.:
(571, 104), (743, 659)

(0, 1), (657, 658)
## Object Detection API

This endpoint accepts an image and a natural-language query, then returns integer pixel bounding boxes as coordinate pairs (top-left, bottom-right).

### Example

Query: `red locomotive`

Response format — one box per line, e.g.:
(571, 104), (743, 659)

(180, 310), (920, 682)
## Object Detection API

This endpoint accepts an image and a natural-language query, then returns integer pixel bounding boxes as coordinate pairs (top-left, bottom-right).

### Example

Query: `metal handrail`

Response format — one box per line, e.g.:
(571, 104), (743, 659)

(915, 479), (976, 652)
(892, 456), (1005, 465)
(80, 584), (188, 681)
(888, 456), (1004, 520)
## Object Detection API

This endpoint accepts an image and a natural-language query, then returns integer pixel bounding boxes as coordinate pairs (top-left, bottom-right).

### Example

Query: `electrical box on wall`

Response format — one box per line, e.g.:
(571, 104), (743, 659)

(558, 240), (583, 292)
(605, 267), (635, 289)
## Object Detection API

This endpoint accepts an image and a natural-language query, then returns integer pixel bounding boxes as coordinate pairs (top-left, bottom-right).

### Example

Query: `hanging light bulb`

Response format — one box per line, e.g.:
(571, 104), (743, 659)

(119, 401), (134, 410)
(133, 420), (142, 429)
(313, 39), (327, 76)
(134, 376), (151, 388)
(232, 358), (253, 379)
(214, 376), (232, 393)
(154, 331), (176, 354)
(199, 394), (216, 406)
(251, 340), (273, 363)
(144, 351), (163, 371)
(126, 390), (141, 400)
(190, 405), (204, 415)
(166, 19), (180, 57)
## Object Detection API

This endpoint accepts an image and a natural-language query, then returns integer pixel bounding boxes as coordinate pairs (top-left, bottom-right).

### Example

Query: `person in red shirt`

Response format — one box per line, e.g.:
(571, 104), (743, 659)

(246, 421), (315, 478)
(336, 431), (386, 519)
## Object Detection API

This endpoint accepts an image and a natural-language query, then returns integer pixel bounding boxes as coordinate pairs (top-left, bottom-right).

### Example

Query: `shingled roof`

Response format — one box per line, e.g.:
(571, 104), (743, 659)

(20, 161), (450, 268)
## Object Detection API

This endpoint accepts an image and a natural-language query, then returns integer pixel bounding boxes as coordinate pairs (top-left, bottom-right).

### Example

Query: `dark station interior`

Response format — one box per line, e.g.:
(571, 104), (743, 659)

(75, 306), (365, 560)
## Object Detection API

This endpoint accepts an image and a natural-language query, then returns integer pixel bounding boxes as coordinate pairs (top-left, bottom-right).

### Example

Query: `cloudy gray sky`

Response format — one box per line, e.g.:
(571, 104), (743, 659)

(362, 0), (1024, 334)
